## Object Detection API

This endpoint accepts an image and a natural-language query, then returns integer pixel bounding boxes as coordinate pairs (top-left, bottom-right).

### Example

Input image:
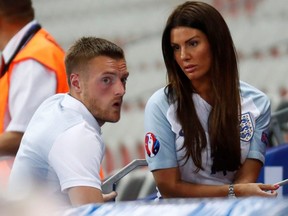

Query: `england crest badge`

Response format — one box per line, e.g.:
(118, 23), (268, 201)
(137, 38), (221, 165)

(240, 112), (254, 142)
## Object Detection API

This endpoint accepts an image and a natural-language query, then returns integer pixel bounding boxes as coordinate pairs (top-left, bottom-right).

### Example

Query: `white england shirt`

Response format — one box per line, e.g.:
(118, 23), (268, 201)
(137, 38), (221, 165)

(144, 81), (270, 189)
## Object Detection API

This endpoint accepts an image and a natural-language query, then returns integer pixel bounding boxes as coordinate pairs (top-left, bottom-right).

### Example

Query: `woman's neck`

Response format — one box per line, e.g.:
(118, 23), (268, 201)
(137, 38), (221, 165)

(192, 80), (214, 106)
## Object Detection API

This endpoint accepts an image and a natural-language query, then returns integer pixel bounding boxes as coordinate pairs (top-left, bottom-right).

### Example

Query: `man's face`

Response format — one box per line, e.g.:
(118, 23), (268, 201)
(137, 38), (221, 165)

(75, 55), (129, 126)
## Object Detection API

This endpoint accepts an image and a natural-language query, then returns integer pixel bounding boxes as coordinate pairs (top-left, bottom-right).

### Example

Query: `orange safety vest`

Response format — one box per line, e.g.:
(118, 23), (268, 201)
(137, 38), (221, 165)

(0, 28), (69, 132)
(0, 28), (69, 189)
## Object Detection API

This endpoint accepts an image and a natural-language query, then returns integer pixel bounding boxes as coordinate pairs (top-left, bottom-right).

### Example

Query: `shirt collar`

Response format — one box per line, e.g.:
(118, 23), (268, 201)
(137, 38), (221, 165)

(61, 93), (102, 134)
(2, 20), (38, 63)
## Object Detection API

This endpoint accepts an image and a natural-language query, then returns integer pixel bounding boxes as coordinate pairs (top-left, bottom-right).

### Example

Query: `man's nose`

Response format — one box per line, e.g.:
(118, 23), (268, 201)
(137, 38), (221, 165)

(115, 81), (125, 96)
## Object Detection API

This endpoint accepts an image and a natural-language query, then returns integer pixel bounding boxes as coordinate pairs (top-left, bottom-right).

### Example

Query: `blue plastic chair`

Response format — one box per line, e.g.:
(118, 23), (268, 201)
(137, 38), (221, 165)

(257, 144), (288, 196)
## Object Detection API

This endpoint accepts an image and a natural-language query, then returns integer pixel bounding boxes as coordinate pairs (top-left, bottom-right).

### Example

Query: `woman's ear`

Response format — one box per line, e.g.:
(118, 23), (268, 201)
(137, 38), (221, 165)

(70, 73), (81, 92)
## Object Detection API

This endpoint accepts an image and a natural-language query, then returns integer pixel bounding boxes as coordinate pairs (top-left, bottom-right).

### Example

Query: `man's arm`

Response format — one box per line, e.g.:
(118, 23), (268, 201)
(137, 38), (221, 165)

(0, 131), (23, 156)
(67, 186), (117, 206)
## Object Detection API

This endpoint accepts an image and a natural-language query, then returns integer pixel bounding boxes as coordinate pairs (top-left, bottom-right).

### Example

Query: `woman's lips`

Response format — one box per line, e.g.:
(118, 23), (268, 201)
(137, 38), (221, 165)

(184, 64), (197, 73)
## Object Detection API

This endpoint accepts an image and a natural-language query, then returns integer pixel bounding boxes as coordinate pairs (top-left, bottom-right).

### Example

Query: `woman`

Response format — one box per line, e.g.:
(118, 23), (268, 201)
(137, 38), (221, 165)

(144, 1), (278, 198)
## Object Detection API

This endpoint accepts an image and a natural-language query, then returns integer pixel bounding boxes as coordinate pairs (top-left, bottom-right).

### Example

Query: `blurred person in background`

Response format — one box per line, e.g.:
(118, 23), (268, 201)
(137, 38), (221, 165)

(144, 1), (279, 199)
(9, 37), (128, 206)
(0, 0), (68, 188)
(274, 86), (288, 143)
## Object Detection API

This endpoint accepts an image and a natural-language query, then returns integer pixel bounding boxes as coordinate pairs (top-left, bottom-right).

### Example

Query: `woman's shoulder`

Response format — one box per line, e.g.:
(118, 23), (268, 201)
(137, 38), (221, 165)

(240, 80), (270, 111)
(147, 87), (168, 102)
(145, 87), (171, 111)
(240, 80), (269, 100)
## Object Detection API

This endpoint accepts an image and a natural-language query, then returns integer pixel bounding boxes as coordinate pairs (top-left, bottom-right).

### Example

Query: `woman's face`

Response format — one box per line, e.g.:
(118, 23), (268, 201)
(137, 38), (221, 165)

(170, 26), (212, 85)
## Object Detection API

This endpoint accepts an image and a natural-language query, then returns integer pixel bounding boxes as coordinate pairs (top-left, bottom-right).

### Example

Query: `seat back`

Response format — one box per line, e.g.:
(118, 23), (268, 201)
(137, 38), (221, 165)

(269, 107), (288, 146)
(257, 144), (288, 196)
(101, 159), (157, 201)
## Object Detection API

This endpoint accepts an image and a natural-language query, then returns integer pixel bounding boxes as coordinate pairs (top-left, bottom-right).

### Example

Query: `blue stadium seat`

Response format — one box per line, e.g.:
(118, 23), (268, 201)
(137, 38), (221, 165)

(257, 144), (288, 196)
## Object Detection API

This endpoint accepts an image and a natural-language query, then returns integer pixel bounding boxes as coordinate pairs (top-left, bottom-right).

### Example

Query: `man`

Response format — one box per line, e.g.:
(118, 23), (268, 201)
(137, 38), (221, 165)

(9, 37), (128, 206)
(0, 0), (68, 187)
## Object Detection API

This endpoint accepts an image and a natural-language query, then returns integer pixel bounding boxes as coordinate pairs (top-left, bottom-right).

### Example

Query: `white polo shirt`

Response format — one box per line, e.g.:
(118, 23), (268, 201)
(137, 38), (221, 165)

(8, 94), (104, 204)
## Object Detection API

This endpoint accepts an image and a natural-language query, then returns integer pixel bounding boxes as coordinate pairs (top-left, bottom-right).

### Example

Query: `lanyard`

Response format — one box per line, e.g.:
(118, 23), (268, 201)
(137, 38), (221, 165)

(0, 23), (42, 78)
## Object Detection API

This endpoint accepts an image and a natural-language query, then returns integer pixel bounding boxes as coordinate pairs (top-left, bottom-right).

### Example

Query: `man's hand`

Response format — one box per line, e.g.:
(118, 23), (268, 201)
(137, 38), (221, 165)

(103, 191), (117, 202)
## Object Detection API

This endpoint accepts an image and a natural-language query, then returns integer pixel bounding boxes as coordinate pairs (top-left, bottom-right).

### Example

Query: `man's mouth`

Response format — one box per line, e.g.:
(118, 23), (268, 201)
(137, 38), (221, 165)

(112, 100), (122, 108)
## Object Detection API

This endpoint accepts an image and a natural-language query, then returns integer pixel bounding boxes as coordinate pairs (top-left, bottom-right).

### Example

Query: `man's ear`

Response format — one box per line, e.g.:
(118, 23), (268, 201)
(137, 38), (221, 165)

(70, 73), (81, 92)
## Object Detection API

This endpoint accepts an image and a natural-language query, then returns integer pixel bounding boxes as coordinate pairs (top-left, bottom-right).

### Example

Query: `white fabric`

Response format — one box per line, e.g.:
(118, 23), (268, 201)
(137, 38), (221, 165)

(8, 94), (104, 204)
(2, 20), (56, 132)
(144, 81), (271, 198)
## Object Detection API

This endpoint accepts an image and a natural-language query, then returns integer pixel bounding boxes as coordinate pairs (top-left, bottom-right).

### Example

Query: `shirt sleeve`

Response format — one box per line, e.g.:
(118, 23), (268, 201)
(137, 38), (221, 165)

(48, 122), (103, 192)
(247, 93), (271, 164)
(144, 89), (178, 171)
(7, 59), (56, 132)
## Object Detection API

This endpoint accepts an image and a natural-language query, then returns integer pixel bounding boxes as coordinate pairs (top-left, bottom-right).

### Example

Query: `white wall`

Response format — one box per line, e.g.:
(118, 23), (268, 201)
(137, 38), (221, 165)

(32, 0), (288, 174)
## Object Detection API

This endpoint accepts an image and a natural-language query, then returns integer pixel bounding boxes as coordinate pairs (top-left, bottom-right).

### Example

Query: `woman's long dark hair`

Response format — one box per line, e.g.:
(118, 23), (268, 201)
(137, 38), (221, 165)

(162, 1), (241, 174)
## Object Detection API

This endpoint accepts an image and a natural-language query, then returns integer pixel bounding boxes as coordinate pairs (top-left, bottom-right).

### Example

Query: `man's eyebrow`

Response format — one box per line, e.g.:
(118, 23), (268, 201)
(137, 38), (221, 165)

(101, 72), (117, 75)
(101, 71), (129, 77)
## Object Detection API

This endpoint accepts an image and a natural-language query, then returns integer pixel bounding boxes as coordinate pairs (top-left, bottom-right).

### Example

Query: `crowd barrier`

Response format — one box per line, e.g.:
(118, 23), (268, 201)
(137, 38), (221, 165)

(62, 197), (288, 216)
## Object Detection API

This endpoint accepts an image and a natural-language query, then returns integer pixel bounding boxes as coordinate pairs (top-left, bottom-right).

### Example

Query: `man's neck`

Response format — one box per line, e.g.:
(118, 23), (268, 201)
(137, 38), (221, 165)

(0, 21), (27, 50)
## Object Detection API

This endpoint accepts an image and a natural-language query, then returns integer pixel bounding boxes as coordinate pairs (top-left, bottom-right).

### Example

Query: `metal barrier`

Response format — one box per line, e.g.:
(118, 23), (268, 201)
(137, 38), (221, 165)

(101, 159), (148, 194)
(270, 107), (288, 146)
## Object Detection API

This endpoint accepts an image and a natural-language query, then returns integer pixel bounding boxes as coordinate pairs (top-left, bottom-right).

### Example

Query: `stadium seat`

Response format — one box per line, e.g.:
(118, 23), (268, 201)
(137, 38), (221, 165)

(269, 107), (288, 146)
(137, 170), (157, 200)
(115, 168), (147, 201)
(257, 144), (288, 196)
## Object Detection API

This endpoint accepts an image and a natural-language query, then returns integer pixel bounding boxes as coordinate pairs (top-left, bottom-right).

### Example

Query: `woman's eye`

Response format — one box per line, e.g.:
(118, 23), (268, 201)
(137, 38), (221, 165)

(171, 45), (179, 51)
(189, 41), (198, 47)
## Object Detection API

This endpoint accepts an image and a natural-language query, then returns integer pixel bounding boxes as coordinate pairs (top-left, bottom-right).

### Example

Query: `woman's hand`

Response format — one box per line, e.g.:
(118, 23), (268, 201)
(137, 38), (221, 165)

(234, 183), (279, 197)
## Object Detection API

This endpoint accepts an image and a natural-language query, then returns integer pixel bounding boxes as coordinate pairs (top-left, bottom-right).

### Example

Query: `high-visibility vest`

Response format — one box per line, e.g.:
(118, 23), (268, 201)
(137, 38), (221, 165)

(0, 28), (69, 189)
(0, 28), (69, 132)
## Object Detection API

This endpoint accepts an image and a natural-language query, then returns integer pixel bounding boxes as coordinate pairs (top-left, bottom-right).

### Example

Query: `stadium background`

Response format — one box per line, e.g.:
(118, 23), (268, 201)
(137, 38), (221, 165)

(33, 0), (288, 176)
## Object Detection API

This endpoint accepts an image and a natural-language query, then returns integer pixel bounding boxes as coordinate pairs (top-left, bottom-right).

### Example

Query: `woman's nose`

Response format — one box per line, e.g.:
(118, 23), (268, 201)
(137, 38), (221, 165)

(180, 48), (190, 60)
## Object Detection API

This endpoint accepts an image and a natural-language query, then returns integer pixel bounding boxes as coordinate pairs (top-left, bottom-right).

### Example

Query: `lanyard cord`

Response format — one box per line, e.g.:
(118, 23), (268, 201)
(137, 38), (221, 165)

(0, 23), (42, 78)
